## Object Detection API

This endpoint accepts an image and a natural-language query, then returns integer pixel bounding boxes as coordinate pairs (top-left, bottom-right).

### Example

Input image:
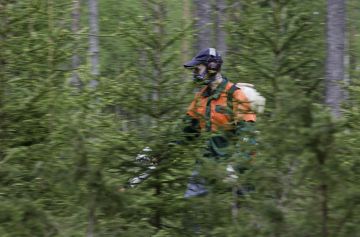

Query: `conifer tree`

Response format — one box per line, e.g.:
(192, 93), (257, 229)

(194, 0), (213, 51)
(0, 0), (359, 236)
(224, 1), (359, 236)
(326, 0), (346, 119)
(71, 0), (81, 87)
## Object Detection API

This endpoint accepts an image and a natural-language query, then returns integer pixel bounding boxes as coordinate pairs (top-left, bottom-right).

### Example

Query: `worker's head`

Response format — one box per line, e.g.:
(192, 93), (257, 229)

(184, 48), (223, 85)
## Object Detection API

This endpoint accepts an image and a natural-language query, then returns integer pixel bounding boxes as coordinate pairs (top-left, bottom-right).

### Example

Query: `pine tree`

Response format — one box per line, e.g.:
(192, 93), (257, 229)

(0, 0), (359, 236)
(326, 0), (346, 119)
(194, 0), (213, 51)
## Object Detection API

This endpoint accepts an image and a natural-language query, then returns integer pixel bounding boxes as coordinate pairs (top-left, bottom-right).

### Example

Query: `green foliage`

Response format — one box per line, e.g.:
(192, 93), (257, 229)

(0, 0), (359, 236)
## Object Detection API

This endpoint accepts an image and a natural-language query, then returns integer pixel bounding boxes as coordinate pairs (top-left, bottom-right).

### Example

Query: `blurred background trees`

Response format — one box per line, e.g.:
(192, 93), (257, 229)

(0, 0), (359, 236)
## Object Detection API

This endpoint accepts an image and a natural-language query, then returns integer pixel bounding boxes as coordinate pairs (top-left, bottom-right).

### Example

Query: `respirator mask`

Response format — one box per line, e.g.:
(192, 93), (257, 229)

(192, 62), (220, 85)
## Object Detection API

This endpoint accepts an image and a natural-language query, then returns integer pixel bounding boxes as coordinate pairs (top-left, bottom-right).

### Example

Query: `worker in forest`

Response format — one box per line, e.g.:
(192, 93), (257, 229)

(182, 48), (265, 198)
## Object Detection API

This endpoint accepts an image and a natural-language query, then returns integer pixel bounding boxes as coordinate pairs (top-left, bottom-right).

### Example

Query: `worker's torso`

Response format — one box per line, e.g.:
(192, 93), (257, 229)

(187, 80), (235, 132)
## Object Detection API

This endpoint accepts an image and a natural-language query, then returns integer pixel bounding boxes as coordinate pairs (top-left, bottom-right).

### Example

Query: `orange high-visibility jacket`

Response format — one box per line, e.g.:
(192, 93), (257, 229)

(187, 79), (256, 132)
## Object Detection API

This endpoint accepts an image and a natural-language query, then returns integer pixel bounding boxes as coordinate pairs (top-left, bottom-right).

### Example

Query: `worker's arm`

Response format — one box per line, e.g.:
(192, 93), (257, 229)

(182, 114), (200, 141)
(180, 92), (203, 143)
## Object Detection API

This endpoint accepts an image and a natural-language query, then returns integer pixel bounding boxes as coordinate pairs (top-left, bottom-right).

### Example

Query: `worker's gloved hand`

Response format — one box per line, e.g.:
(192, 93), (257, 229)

(182, 115), (200, 142)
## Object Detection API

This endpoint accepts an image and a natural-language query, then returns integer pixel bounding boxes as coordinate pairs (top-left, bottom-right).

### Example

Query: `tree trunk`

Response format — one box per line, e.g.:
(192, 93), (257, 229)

(88, 0), (99, 86)
(181, 0), (191, 64)
(347, 0), (359, 90)
(320, 183), (329, 237)
(226, 0), (242, 70)
(215, 0), (227, 57)
(71, 0), (81, 87)
(325, 0), (346, 118)
(86, 203), (96, 237)
(194, 0), (212, 51)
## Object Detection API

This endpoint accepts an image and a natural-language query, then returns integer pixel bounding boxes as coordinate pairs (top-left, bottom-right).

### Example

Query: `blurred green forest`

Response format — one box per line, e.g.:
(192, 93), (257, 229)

(0, 0), (359, 236)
